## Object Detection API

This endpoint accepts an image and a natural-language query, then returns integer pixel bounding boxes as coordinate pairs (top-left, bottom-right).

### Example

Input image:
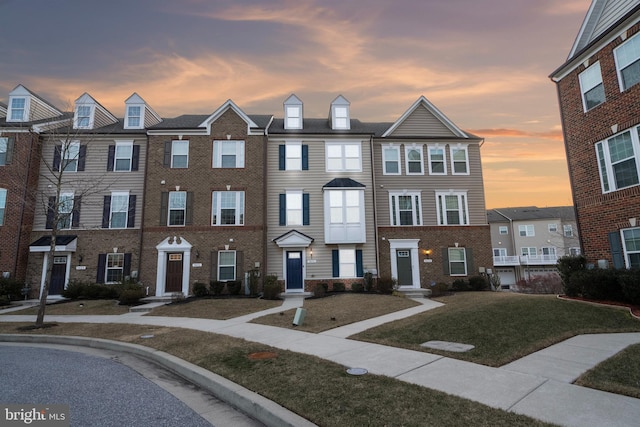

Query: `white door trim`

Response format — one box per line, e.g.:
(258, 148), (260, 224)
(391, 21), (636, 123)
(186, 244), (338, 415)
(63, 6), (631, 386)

(155, 236), (192, 296)
(388, 239), (420, 289)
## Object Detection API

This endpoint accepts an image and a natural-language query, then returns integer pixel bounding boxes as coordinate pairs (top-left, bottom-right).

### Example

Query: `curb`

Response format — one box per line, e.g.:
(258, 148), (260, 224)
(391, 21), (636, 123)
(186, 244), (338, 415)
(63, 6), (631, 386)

(0, 334), (316, 427)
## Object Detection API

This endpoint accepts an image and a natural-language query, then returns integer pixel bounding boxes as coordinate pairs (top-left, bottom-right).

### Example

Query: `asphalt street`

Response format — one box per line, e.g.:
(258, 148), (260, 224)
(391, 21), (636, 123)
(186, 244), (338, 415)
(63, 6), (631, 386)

(0, 344), (264, 427)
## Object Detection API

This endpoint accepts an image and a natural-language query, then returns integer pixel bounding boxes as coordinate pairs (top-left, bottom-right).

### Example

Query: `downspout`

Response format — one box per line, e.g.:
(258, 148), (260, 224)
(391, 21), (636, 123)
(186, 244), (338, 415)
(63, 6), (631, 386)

(138, 130), (149, 287)
(370, 133), (380, 282)
(262, 123), (270, 289)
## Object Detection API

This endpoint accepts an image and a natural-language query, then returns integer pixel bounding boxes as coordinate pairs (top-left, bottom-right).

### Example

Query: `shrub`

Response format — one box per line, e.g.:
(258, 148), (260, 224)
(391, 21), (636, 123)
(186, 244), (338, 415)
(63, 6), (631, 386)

(451, 279), (470, 292)
(0, 295), (9, 306)
(192, 282), (209, 297)
(62, 281), (117, 300)
(557, 255), (587, 293)
(568, 269), (623, 301)
(0, 278), (24, 301)
(332, 282), (345, 292)
(227, 280), (243, 296)
(118, 287), (145, 305)
(248, 269), (260, 296)
(430, 282), (450, 297)
(618, 270), (640, 305)
(376, 276), (396, 294)
(351, 282), (364, 293)
(469, 275), (488, 291)
(262, 275), (281, 300)
(317, 283), (329, 293)
(515, 275), (563, 294)
(363, 272), (374, 292)
(314, 282), (326, 298)
(210, 281), (225, 296)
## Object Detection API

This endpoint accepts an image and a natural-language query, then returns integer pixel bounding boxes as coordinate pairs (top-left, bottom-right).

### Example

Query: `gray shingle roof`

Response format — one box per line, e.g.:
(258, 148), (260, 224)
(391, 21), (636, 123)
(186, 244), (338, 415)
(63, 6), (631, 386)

(487, 206), (576, 223)
(149, 114), (272, 130)
(269, 118), (389, 136)
(323, 178), (366, 188)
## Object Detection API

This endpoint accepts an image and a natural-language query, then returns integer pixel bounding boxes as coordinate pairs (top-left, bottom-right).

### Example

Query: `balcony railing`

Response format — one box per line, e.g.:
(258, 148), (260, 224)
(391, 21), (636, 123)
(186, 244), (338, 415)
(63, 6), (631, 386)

(492, 254), (559, 266)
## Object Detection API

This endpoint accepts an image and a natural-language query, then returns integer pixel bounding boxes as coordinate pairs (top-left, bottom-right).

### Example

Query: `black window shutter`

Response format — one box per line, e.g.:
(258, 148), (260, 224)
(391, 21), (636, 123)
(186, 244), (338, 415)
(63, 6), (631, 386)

(53, 145), (61, 171)
(609, 231), (624, 269)
(160, 192), (169, 226)
(77, 145), (87, 171)
(302, 144), (309, 170)
(123, 253), (132, 278)
(236, 251), (244, 283)
(96, 254), (107, 284)
(279, 145), (285, 170)
(72, 196), (81, 227)
(163, 141), (171, 166)
(356, 249), (364, 277)
(442, 248), (450, 275)
(186, 192), (194, 225)
(332, 250), (339, 277)
(303, 193), (310, 225)
(107, 145), (115, 171)
(131, 145), (140, 171)
(5, 137), (15, 164)
(466, 248), (474, 276)
(102, 196), (111, 228)
(279, 194), (286, 226)
(127, 195), (136, 228)
(210, 251), (218, 281)
(45, 196), (56, 229)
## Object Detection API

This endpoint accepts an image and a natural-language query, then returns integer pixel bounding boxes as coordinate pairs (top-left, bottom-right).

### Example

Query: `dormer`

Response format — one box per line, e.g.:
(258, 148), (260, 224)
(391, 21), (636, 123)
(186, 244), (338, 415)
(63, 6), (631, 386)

(124, 93), (162, 129)
(73, 93), (117, 130)
(6, 84), (62, 123)
(330, 95), (350, 130)
(284, 94), (303, 130)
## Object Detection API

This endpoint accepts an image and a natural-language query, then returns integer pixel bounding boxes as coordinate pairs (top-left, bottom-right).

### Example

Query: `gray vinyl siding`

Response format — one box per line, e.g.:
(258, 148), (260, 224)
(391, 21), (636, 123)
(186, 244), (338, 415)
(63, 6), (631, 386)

(28, 98), (60, 122)
(374, 140), (487, 226)
(388, 104), (457, 137)
(592, 0), (637, 41)
(33, 135), (146, 230)
(266, 136), (377, 279)
(93, 108), (117, 129)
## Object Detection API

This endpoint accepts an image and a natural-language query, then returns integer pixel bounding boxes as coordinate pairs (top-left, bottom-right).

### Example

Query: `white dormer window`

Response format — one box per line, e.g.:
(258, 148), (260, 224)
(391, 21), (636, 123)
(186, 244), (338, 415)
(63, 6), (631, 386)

(125, 105), (142, 129)
(9, 98), (26, 121)
(330, 95), (350, 130)
(76, 106), (91, 128)
(284, 95), (303, 130)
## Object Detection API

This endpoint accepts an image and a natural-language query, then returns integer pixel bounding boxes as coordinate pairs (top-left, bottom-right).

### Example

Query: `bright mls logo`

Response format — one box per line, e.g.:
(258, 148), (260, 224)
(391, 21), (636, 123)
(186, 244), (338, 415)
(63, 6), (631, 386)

(1, 405), (69, 426)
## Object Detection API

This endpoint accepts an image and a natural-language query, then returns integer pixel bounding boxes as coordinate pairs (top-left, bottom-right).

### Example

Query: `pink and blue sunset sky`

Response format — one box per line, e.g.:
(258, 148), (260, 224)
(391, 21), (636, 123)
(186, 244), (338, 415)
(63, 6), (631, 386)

(0, 0), (592, 209)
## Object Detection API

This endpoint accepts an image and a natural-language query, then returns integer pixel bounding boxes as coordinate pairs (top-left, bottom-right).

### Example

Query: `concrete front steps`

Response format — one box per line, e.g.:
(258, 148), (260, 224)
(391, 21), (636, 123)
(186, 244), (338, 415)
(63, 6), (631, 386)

(396, 287), (432, 298)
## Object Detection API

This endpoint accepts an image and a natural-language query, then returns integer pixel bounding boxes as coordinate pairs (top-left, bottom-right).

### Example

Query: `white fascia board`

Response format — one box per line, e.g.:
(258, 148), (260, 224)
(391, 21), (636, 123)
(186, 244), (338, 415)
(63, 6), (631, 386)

(382, 96), (467, 138)
(198, 99), (258, 130)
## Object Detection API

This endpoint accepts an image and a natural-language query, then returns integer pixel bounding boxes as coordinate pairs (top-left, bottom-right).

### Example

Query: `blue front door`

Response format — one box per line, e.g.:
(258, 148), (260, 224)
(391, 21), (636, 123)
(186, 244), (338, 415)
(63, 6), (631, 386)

(286, 251), (303, 291)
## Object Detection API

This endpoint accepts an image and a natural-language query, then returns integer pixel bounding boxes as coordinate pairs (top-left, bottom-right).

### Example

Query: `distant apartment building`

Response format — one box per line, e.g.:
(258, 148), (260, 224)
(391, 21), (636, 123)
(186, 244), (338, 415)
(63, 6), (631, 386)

(487, 206), (580, 287)
(551, 0), (640, 269)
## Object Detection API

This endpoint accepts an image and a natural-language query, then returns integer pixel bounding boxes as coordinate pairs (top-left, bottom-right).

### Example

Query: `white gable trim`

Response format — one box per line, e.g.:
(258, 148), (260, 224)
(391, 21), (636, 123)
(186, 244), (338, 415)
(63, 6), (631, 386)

(198, 99), (258, 134)
(382, 96), (467, 138)
(274, 230), (314, 248)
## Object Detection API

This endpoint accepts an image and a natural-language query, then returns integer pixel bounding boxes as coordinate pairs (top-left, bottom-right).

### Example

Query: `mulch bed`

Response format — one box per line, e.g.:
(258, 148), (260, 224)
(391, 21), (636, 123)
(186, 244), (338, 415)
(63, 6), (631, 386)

(558, 295), (640, 318)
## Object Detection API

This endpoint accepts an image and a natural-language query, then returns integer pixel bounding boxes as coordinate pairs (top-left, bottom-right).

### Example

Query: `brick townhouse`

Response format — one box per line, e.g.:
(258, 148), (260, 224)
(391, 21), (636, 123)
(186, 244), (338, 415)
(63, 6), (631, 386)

(551, 0), (640, 268)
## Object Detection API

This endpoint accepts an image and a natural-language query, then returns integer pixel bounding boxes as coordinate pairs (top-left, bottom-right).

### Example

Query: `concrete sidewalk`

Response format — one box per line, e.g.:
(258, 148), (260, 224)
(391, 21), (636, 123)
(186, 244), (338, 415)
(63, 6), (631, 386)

(2, 298), (640, 426)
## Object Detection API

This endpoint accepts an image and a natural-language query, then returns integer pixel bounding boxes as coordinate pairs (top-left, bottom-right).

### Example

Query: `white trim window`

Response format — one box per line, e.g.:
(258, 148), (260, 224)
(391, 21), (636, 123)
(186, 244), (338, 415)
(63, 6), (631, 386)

(623, 228), (640, 268)
(62, 141), (80, 172)
(286, 141), (302, 171)
(450, 145), (469, 175)
(499, 226), (508, 235)
(436, 191), (468, 225)
(405, 145), (424, 175)
(493, 248), (507, 257)
(171, 140), (189, 168)
(0, 137), (7, 166)
(563, 224), (573, 237)
(428, 145), (446, 175)
(218, 250), (236, 281)
(521, 247), (537, 256)
(324, 189), (365, 243)
(389, 192), (422, 226)
(285, 106), (302, 129)
(570, 247), (581, 256)
(614, 32), (640, 91)
(333, 106), (349, 129)
(548, 223), (558, 233)
(0, 188), (6, 226)
(339, 248), (356, 278)
(168, 191), (186, 226)
(115, 141), (133, 172)
(109, 192), (129, 229)
(448, 248), (467, 276)
(75, 105), (92, 128)
(519, 225), (535, 237)
(213, 140), (245, 168)
(595, 128), (640, 193)
(58, 192), (74, 230)
(579, 61), (605, 111)
(382, 145), (401, 175)
(286, 190), (303, 226)
(106, 253), (124, 283)
(541, 247), (557, 256)
(326, 142), (361, 172)
(9, 97), (26, 121)
(126, 106), (142, 128)
(212, 191), (244, 226)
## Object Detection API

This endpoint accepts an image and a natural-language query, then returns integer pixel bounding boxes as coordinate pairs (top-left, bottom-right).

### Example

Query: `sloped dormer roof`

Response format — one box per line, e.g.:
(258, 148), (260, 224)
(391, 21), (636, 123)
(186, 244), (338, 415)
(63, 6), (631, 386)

(0, 102), (6, 118)
(73, 92), (118, 129)
(124, 93), (162, 129)
(382, 96), (470, 138)
(6, 84), (63, 123)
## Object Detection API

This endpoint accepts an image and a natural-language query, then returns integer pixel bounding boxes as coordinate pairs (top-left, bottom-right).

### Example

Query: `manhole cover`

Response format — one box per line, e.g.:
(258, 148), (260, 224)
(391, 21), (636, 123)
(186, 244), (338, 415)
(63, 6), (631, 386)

(346, 367), (368, 376)
(248, 352), (278, 360)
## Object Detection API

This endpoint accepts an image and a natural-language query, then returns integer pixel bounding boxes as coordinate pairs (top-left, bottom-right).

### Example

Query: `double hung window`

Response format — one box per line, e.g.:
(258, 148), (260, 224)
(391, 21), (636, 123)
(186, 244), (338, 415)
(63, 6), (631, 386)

(212, 191), (244, 225)
(405, 145), (424, 174)
(168, 191), (186, 226)
(428, 146), (446, 174)
(436, 192), (468, 225)
(383, 146), (400, 174)
(213, 140), (244, 168)
(389, 192), (422, 226)
(579, 62), (605, 110)
(596, 129), (640, 193)
(326, 143), (361, 171)
(171, 140), (189, 168)
(614, 33), (640, 91)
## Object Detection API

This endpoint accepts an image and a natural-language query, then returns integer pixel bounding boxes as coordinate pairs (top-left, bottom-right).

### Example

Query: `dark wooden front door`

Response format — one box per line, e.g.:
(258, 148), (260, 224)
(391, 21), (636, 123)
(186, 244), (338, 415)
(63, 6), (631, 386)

(50, 256), (67, 295)
(166, 253), (183, 292)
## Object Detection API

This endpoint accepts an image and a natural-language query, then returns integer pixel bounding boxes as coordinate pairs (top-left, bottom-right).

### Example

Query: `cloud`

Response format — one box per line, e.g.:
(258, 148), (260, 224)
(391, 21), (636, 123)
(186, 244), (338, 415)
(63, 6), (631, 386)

(471, 128), (563, 141)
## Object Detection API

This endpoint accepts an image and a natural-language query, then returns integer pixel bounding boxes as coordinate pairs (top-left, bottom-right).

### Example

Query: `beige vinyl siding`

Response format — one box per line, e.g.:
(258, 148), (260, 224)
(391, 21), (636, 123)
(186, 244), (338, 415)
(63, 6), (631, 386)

(28, 98), (61, 122)
(33, 135), (146, 230)
(92, 108), (117, 129)
(374, 141), (487, 226)
(266, 136), (377, 279)
(388, 105), (457, 137)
